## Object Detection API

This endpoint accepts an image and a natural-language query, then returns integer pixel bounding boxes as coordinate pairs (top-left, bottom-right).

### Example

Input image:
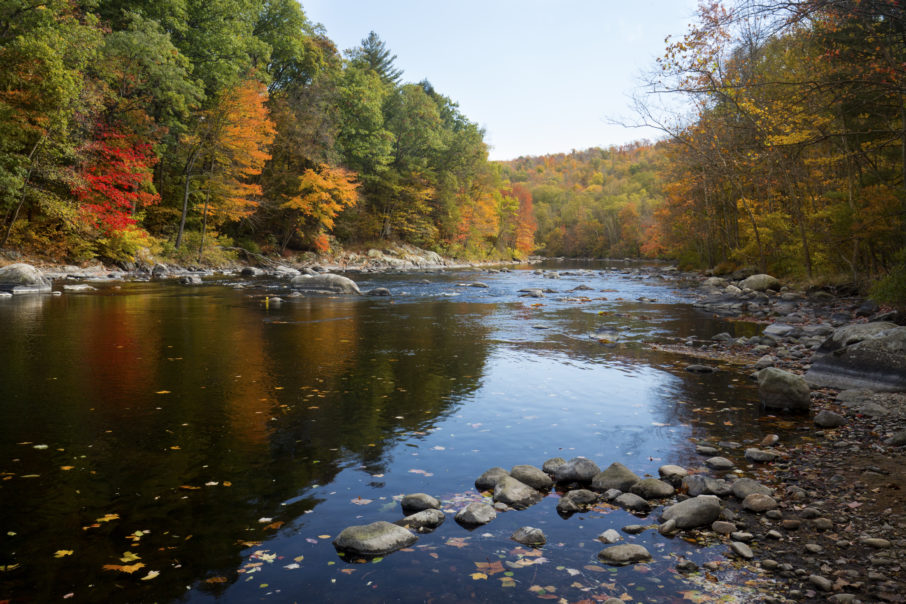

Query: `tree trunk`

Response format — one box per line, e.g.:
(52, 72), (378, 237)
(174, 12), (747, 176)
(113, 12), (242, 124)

(1, 134), (45, 248)
(175, 147), (200, 249)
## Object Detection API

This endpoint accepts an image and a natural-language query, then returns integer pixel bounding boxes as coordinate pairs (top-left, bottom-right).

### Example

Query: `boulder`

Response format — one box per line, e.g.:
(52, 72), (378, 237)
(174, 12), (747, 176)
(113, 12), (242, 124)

(367, 288), (391, 296)
(814, 410), (846, 428)
(475, 467), (509, 491)
(510, 526), (546, 547)
(401, 493), (441, 516)
(290, 273), (362, 295)
(395, 509), (445, 533)
(0, 263), (51, 294)
(598, 529), (622, 544)
(744, 448), (778, 462)
(757, 367), (811, 412)
(597, 544), (652, 566)
(742, 493), (778, 513)
(591, 462), (640, 492)
(510, 464), (553, 490)
(705, 456), (735, 470)
(805, 322), (906, 392)
(731, 478), (773, 499)
(658, 465), (688, 486)
(553, 457), (600, 484)
(556, 489), (598, 514)
(454, 502), (496, 527)
(542, 457), (567, 474)
(630, 478), (675, 499)
(333, 521), (417, 556)
(660, 495), (722, 529)
(614, 493), (650, 514)
(740, 274), (781, 291)
(493, 475), (542, 510)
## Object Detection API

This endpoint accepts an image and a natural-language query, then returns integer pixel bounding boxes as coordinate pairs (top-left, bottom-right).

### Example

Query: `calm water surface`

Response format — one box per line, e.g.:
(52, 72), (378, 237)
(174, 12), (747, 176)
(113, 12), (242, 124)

(0, 262), (794, 602)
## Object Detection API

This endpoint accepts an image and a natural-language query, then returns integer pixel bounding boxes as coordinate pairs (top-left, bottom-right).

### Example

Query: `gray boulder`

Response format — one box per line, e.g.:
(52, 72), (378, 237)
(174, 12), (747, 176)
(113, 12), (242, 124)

(682, 475), (732, 497)
(553, 457), (600, 484)
(0, 263), (51, 294)
(731, 478), (773, 499)
(630, 478), (675, 499)
(814, 410), (846, 428)
(658, 465), (688, 486)
(493, 475), (542, 510)
(290, 273), (361, 295)
(742, 493), (778, 512)
(542, 457), (567, 474)
(757, 367), (811, 411)
(455, 502), (497, 527)
(401, 493), (440, 516)
(510, 526), (546, 547)
(740, 274), (781, 291)
(591, 462), (640, 492)
(367, 287), (391, 296)
(395, 509), (445, 533)
(744, 448), (778, 462)
(597, 544), (652, 566)
(510, 464), (553, 490)
(661, 495), (722, 529)
(556, 489), (599, 514)
(805, 322), (906, 392)
(614, 492), (650, 514)
(475, 467), (509, 491)
(333, 521), (417, 556)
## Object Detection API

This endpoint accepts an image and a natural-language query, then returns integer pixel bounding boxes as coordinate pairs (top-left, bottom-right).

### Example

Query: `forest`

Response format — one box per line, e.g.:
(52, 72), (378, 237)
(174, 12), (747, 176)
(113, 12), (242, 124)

(0, 0), (535, 265)
(1, 0), (905, 300)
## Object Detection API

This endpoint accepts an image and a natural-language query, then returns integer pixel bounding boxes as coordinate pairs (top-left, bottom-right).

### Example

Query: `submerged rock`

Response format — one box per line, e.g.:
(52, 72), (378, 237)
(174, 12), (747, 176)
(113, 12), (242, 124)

(333, 521), (417, 556)
(401, 493), (440, 516)
(630, 478), (675, 499)
(556, 489), (598, 514)
(290, 273), (361, 295)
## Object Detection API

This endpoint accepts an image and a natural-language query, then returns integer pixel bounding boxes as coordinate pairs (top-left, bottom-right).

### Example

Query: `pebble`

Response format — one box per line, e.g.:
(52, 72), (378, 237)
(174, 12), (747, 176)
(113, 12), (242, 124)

(712, 520), (736, 535)
(621, 524), (647, 535)
(730, 541), (754, 559)
(598, 529), (621, 544)
(705, 456), (735, 470)
(813, 518), (834, 531)
(809, 574), (833, 591)
(730, 531), (754, 542)
(804, 543), (823, 554)
(860, 537), (891, 549)
(696, 445), (719, 455)
(767, 530), (782, 539)
(743, 493), (778, 512)
(762, 559), (779, 570)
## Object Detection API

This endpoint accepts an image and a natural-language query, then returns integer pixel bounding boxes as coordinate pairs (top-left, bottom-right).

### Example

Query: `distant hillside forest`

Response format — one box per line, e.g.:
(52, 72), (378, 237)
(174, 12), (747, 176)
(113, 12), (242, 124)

(1, 0), (904, 300)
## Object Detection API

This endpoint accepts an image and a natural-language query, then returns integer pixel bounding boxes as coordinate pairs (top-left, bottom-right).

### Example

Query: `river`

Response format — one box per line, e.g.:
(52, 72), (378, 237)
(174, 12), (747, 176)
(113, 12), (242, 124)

(0, 261), (796, 602)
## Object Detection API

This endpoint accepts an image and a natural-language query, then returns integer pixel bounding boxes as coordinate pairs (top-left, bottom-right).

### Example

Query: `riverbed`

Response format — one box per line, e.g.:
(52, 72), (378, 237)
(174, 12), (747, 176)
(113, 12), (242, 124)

(0, 261), (797, 602)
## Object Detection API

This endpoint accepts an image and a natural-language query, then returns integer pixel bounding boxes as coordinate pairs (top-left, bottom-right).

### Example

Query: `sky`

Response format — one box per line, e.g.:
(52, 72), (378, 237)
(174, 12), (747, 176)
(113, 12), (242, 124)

(300, 0), (699, 161)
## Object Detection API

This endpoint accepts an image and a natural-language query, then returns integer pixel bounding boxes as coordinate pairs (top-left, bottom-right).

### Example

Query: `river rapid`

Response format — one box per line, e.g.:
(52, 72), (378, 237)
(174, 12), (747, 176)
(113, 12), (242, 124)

(0, 260), (796, 602)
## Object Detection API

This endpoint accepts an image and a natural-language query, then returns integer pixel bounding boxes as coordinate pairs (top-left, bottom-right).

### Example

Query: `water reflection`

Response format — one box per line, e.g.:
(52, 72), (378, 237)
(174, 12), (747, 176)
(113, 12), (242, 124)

(0, 267), (794, 602)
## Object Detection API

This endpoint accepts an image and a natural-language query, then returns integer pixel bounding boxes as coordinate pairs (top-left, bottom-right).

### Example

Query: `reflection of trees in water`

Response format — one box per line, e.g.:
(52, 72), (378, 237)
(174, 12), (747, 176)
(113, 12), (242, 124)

(0, 289), (495, 602)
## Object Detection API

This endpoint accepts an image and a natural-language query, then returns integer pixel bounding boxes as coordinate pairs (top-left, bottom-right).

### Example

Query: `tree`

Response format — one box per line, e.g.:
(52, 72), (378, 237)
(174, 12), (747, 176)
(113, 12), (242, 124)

(347, 31), (403, 86)
(277, 163), (358, 252)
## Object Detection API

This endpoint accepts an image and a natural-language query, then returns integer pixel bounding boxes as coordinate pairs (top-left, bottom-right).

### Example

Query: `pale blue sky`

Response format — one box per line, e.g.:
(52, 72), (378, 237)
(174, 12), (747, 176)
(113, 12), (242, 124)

(301, 1), (698, 160)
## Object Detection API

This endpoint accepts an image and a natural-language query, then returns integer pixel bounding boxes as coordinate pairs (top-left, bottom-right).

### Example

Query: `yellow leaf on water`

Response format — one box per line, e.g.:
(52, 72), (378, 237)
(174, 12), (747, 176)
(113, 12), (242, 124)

(223, 481), (232, 487)
(120, 552), (141, 563)
(60, 466), (74, 471)
(470, 572), (488, 580)
(205, 576), (228, 584)
(140, 570), (159, 581)
(317, 535), (330, 539)
(54, 550), (73, 558)
(155, 390), (171, 394)
(97, 514), (119, 523)
(103, 562), (145, 574)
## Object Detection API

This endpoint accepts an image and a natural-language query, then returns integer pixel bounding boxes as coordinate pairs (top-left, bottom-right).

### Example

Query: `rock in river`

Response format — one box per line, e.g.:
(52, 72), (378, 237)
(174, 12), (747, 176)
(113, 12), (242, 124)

(805, 322), (906, 392)
(757, 367), (811, 412)
(493, 475), (542, 510)
(614, 493), (651, 514)
(333, 521), (417, 556)
(553, 457), (600, 484)
(740, 274), (781, 291)
(511, 526), (546, 547)
(455, 502), (496, 527)
(591, 462), (640, 492)
(290, 273), (361, 295)
(475, 467), (509, 491)
(597, 544), (652, 566)
(0, 263), (52, 294)
(401, 493), (440, 515)
(395, 509), (445, 533)
(510, 464), (553, 490)
(630, 478), (675, 499)
(556, 489), (598, 514)
(660, 495), (722, 529)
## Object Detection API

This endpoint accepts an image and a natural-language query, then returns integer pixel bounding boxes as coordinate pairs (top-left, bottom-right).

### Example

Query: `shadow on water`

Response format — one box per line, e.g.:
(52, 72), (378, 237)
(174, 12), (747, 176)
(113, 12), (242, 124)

(0, 265), (802, 602)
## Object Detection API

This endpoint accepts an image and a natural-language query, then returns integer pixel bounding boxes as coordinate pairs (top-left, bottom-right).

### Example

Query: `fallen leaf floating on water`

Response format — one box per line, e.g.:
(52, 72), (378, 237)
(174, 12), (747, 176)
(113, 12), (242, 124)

(205, 576), (228, 584)
(351, 497), (372, 505)
(60, 466), (74, 471)
(155, 391), (170, 394)
(470, 572), (488, 580)
(263, 521), (284, 531)
(409, 469), (434, 477)
(103, 563), (145, 574)
(33, 444), (48, 450)
(445, 537), (469, 548)
(120, 552), (140, 563)
(54, 550), (73, 558)
(140, 570), (159, 581)
(317, 535), (330, 539)
(97, 514), (119, 523)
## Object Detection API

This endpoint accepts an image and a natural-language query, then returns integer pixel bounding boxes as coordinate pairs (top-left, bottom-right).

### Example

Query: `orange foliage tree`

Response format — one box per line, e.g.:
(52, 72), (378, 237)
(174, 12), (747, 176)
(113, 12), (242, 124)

(278, 164), (359, 252)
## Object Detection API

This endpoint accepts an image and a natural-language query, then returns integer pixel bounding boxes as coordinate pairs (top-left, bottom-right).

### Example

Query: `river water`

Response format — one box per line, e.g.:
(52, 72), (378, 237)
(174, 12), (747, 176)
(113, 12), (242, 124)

(0, 261), (795, 602)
